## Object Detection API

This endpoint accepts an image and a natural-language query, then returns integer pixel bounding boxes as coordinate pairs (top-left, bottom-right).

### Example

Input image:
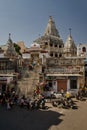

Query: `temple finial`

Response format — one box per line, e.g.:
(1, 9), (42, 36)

(69, 28), (72, 37)
(49, 16), (52, 19)
(9, 33), (11, 39)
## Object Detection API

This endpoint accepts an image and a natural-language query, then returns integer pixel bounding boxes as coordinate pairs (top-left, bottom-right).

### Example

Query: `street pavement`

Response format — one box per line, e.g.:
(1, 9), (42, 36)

(0, 98), (87, 130)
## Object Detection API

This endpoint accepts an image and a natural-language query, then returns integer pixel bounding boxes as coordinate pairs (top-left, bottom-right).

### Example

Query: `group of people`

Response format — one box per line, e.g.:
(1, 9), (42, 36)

(0, 90), (46, 110)
(0, 86), (87, 111)
(0, 91), (18, 110)
(52, 89), (75, 109)
(52, 86), (87, 109)
(76, 87), (87, 100)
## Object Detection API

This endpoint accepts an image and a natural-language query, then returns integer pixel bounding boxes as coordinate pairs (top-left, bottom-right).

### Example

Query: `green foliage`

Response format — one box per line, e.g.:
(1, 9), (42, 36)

(14, 43), (22, 56)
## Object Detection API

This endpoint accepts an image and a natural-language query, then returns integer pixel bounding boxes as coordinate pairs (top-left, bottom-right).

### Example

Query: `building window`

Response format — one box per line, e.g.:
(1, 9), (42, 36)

(70, 79), (77, 89)
(55, 53), (58, 57)
(82, 47), (86, 52)
(50, 43), (53, 47)
(59, 45), (62, 48)
(45, 42), (48, 45)
(59, 53), (62, 57)
(55, 44), (57, 47)
(48, 82), (52, 88)
(50, 53), (53, 57)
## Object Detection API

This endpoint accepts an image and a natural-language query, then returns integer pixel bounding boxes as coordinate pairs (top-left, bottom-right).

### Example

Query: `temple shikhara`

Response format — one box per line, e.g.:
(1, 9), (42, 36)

(0, 16), (87, 97)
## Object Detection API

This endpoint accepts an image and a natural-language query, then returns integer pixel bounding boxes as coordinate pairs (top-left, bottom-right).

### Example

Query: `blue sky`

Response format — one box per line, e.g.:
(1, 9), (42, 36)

(0, 0), (87, 47)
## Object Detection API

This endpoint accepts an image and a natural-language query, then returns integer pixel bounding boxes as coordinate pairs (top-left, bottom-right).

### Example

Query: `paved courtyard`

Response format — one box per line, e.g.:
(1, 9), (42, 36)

(0, 98), (87, 130)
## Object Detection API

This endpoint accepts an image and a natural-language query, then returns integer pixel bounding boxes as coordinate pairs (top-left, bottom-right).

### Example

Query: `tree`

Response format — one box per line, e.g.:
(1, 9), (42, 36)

(14, 43), (22, 56)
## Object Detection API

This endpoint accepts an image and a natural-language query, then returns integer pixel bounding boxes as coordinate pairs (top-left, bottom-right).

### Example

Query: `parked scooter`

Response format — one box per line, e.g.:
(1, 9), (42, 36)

(52, 97), (77, 109)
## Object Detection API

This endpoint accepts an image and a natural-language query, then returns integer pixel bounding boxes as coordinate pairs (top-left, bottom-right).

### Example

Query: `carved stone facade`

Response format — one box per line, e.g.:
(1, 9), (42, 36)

(0, 34), (21, 94)
(33, 16), (85, 92)
(45, 57), (84, 91)
(17, 16), (85, 96)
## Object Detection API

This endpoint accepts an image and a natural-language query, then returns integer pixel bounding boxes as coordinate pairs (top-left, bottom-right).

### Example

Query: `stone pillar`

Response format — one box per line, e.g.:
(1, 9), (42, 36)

(67, 79), (70, 91)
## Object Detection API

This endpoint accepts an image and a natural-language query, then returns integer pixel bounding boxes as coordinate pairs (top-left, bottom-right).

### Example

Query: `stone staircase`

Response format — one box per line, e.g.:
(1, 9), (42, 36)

(17, 67), (40, 98)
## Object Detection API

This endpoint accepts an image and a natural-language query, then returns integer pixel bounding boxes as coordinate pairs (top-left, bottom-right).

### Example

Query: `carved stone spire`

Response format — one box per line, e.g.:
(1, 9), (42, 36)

(5, 33), (17, 57)
(69, 28), (72, 37)
(64, 29), (77, 56)
(65, 29), (76, 49)
(7, 33), (13, 45)
(9, 33), (11, 39)
(44, 16), (60, 37)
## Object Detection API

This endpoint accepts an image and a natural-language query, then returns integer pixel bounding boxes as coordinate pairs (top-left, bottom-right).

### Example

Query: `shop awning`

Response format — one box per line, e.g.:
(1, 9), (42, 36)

(46, 73), (82, 77)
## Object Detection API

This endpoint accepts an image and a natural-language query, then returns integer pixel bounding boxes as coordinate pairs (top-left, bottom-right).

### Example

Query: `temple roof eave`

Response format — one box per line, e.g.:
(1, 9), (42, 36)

(34, 35), (64, 45)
